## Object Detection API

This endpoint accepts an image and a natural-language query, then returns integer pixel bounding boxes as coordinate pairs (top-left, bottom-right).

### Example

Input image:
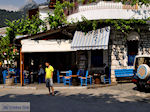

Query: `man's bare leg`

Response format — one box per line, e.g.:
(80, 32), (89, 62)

(48, 87), (51, 95)
(51, 87), (54, 95)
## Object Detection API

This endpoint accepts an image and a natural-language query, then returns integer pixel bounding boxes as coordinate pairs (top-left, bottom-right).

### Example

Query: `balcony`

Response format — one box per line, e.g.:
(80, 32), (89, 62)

(78, 1), (150, 12)
(67, 1), (150, 23)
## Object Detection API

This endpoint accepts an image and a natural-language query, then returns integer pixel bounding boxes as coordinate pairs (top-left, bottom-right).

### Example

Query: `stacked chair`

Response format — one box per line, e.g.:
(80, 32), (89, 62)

(57, 70), (64, 83)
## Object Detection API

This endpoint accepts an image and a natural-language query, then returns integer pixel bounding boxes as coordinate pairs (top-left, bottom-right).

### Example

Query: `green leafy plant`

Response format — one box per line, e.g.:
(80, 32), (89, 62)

(48, 0), (74, 29)
(77, 17), (98, 33)
(0, 14), (47, 62)
(77, 0), (96, 4)
(77, 16), (150, 35)
(115, 0), (150, 6)
(0, 36), (18, 62)
(5, 14), (47, 37)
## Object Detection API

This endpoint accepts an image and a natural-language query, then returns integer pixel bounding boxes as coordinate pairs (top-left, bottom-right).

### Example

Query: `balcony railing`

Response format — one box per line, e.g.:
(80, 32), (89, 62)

(78, 1), (150, 12)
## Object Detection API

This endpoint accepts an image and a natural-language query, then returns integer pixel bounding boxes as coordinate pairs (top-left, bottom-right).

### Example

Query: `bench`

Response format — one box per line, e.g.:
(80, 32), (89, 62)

(114, 69), (134, 78)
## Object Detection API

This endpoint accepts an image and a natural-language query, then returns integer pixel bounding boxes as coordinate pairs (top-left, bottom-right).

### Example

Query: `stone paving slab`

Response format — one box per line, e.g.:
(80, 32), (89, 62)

(0, 83), (87, 90)
(0, 83), (114, 90)
(0, 83), (150, 112)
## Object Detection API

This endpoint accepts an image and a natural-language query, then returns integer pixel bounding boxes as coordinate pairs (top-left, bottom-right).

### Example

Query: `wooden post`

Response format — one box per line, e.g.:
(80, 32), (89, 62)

(20, 48), (24, 86)
(22, 53), (24, 72)
(22, 53), (24, 85)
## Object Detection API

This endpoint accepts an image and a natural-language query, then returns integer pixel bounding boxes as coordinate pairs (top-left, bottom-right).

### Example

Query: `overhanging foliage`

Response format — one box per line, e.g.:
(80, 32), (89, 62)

(77, 17), (150, 35)
(115, 0), (150, 6)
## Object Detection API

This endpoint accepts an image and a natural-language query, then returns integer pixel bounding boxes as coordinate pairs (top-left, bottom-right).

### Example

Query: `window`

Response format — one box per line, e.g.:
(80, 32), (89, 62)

(91, 50), (103, 67)
(127, 41), (138, 66)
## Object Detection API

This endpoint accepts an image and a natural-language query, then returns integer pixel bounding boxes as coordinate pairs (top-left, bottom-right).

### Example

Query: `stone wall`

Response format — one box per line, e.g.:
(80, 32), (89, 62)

(109, 30), (150, 83)
(138, 32), (150, 55)
(103, 50), (108, 66)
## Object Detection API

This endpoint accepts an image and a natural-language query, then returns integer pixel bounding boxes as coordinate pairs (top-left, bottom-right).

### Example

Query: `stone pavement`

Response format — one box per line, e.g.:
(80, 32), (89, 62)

(0, 82), (116, 90)
(0, 83), (150, 112)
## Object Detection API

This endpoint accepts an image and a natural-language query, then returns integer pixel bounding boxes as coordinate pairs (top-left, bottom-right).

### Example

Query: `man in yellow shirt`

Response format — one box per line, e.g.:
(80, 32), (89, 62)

(45, 62), (54, 96)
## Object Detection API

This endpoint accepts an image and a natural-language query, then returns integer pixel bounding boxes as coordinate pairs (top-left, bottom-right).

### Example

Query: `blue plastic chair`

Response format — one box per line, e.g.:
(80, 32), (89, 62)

(2, 70), (8, 84)
(80, 70), (92, 86)
(64, 70), (72, 86)
(23, 72), (30, 84)
(57, 70), (64, 83)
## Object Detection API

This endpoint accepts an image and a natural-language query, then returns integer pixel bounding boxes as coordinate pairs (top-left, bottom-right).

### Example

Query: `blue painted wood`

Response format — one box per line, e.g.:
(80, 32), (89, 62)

(64, 70), (72, 86)
(80, 70), (92, 86)
(104, 69), (111, 84)
(2, 70), (8, 84)
(57, 70), (64, 84)
(114, 69), (134, 78)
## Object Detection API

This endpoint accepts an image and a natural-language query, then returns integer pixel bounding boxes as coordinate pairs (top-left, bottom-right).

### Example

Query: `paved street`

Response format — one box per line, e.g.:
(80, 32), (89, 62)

(0, 83), (150, 112)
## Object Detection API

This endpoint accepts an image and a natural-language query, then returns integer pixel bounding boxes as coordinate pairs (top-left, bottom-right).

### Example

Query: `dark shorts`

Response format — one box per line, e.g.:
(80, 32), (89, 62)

(46, 78), (53, 87)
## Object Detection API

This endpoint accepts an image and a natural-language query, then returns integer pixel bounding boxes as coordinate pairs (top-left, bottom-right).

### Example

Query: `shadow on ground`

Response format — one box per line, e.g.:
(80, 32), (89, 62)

(0, 91), (150, 112)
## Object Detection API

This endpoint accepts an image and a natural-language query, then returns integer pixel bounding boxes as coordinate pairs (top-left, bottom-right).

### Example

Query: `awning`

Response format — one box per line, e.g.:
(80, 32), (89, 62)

(71, 26), (110, 50)
(21, 39), (75, 53)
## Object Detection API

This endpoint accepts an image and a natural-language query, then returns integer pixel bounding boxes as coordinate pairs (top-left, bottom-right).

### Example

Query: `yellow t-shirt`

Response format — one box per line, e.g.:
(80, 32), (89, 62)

(45, 66), (54, 79)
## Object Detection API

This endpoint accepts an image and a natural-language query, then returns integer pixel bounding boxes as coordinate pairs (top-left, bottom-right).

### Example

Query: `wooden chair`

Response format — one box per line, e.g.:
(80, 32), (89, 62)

(57, 70), (64, 83)
(64, 70), (72, 86)
(80, 70), (92, 86)
(103, 69), (111, 84)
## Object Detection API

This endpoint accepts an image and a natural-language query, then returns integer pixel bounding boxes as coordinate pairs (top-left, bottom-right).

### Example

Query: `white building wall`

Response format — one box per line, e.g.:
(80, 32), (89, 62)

(39, 6), (54, 21)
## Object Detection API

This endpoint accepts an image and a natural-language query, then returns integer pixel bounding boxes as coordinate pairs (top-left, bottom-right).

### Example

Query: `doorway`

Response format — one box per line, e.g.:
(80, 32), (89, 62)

(127, 40), (139, 66)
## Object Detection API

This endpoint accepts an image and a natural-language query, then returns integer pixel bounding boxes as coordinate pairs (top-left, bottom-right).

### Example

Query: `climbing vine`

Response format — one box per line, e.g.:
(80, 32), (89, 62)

(77, 0), (96, 4)
(77, 16), (150, 35)
(48, 1), (74, 29)
(115, 0), (150, 6)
